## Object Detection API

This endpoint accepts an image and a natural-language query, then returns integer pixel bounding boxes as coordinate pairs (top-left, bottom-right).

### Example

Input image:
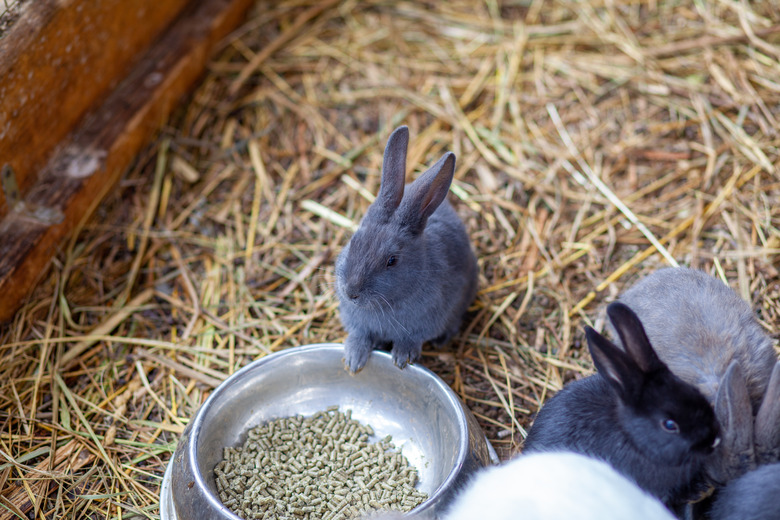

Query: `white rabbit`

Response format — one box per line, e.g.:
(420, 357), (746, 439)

(366, 452), (676, 520)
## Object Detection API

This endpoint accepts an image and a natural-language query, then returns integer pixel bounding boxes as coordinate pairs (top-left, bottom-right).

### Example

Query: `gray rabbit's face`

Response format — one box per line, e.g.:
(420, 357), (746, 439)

(335, 224), (423, 311)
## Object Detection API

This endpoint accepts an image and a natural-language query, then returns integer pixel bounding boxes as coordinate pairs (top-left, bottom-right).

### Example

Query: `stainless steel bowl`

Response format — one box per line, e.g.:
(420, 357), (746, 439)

(160, 343), (498, 519)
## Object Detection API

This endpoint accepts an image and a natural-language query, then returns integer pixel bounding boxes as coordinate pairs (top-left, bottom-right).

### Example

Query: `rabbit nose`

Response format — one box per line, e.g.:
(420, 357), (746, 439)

(344, 279), (362, 301)
(346, 286), (361, 301)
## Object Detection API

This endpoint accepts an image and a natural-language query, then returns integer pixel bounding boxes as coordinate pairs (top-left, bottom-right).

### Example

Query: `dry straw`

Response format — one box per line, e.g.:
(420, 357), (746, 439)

(1, 0), (780, 518)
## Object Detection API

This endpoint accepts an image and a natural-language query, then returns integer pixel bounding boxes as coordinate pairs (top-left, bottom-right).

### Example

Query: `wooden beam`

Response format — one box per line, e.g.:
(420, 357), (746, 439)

(0, 0), (255, 323)
(0, 0), (192, 218)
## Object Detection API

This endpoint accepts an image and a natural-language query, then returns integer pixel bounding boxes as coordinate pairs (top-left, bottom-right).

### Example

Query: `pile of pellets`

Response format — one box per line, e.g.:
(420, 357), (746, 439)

(214, 406), (428, 520)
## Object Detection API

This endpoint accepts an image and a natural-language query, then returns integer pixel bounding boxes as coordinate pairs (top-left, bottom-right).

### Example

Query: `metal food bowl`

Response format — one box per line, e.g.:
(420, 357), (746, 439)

(160, 343), (498, 520)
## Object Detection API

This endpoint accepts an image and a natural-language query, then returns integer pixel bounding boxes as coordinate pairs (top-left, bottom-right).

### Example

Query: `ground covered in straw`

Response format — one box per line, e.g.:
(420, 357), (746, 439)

(2, 1), (780, 518)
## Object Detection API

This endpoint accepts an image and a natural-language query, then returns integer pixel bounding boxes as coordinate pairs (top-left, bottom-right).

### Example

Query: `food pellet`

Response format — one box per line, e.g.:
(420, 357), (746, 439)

(214, 408), (427, 520)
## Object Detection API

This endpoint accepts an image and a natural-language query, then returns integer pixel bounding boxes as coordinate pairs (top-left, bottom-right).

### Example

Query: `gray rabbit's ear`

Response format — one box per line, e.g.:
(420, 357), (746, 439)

(711, 361), (755, 483)
(398, 152), (455, 234)
(585, 325), (640, 400)
(755, 361), (780, 464)
(605, 302), (664, 373)
(376, 126), (409, 216)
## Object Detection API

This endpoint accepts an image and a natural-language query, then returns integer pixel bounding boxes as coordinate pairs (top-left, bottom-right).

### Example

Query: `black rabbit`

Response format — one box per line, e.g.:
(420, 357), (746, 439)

(523, 302), (720, 505)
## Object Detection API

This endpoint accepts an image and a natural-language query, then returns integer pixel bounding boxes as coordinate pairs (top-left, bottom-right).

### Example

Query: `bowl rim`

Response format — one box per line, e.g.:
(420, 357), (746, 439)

(184, 343), (473, 517)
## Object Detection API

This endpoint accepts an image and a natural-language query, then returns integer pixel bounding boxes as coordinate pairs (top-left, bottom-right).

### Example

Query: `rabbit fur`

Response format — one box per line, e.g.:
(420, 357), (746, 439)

(709, 462), (780, 520)
(613, 267), (776, 411)
(364, 452), (676, 520)
(335, 126), (478, 373)
(523, 302), (720, 505)
(701, 358), (780, 485)
(613, 267), (780, 484)
(755, 361), (780, 465)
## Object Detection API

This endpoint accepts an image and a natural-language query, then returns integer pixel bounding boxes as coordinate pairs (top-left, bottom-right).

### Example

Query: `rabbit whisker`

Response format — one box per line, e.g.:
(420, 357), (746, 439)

(377, 293), (411, 336)
(365, 297), (392, 337)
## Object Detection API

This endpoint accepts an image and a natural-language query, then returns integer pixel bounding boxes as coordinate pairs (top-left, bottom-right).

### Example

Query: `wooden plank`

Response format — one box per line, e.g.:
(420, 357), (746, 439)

(0, 0), (255, 323)
(0, 0), (191, 218)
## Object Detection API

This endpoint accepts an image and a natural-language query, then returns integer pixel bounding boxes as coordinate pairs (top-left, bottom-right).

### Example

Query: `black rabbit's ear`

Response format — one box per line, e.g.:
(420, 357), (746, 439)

(712, 361), (755, 481)
(585, 326), (640, 399)
(755, 361), (780, 464)
(398, 152), (455, 234)
(376, 126), (409, 216)
(606, 302), (664, 373)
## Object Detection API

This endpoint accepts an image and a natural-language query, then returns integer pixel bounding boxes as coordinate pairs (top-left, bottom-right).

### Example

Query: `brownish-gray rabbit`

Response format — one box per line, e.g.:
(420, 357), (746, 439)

(613, 267), (779, 484)
(755, 361), (780, 465)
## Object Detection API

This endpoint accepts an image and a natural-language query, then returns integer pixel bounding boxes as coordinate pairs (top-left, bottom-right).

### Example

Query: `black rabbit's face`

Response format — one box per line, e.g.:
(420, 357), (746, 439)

(620, 370), (720, 466)
(335, 224), (422, 309)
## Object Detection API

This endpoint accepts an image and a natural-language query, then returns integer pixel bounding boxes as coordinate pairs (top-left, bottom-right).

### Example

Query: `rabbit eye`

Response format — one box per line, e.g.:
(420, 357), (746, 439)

(386, 255), (398, 267)
(661, 419), (680, 433)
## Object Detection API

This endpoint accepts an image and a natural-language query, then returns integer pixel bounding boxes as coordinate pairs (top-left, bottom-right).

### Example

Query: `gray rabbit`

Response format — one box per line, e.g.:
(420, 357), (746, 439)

(702, 358), (780, 486)
(335, 126), (478, 373)
(523, 302), (720, 506)
(613, 267), (780, 484)
(709, 462), (780, 520)
(755, 362), (780, 465)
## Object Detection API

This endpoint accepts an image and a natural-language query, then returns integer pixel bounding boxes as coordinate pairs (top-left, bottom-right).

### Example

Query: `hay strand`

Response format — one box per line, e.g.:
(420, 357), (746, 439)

(2, 1), (780, 517)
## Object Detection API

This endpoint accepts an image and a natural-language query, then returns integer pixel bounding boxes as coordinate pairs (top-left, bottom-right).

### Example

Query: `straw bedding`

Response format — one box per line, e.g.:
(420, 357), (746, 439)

(1, 0), (779, 517)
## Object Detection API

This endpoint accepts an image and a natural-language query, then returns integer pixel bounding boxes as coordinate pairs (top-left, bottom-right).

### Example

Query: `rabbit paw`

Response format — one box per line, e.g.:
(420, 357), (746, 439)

(391, 341), (422, 369)
(343, 334), (374, 374)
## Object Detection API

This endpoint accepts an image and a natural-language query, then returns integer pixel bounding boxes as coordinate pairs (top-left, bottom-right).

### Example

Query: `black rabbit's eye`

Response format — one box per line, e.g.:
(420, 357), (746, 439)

(386, 255), (398, 267)
(661, 419), (680, 433)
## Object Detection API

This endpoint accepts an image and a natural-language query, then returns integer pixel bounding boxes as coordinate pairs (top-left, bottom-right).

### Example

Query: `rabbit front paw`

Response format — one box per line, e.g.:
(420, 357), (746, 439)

(343, 334), (374, 374)
(391, 340), (422, 369)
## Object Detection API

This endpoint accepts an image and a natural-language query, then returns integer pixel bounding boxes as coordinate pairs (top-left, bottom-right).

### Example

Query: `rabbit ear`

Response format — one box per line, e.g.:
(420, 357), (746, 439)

(606, 302), (665, 373)
(710, 360), (755, 482)
(755, 361), (780, 464)
(585, 326), (641, 399)
(397, 152), (456, 234)
(375, 126), (409, 216)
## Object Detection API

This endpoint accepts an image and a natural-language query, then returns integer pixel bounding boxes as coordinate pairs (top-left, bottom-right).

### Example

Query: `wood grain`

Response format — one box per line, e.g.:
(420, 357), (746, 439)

(0, 0), (255, 322)
(0, 0), (191, 217)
